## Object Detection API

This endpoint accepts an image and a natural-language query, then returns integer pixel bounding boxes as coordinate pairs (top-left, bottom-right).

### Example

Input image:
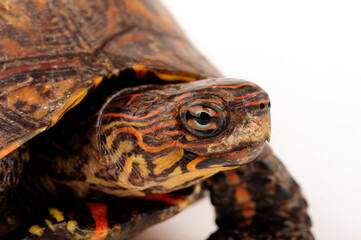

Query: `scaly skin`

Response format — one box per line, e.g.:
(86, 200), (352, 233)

(2, 78), (273, 239)
(207, 145), (313, 240)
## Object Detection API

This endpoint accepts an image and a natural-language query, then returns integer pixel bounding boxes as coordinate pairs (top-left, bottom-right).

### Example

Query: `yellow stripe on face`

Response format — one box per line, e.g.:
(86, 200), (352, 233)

(124, 157), (133, 177)
(160, 169), (218, 191)
(105, 140), (134, 164)
(105, 135), (114, 150)
(121, 155), (149, 183)
(100, 118), (164, 133)
(132, 155), (149, 179)
(168, 166), (182, 177)
(185, 134), (198, 141)
(153, 148), (184, 175)
(160, 166), (238, 192)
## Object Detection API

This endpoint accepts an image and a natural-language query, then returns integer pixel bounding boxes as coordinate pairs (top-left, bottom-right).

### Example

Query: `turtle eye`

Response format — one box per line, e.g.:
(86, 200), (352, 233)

(182, 103), (227, 138)
(187, 106), (217, 130)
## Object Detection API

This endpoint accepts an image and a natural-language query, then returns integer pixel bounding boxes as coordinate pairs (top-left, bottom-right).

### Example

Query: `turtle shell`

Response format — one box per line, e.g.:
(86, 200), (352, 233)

(0, 0), (221, 159)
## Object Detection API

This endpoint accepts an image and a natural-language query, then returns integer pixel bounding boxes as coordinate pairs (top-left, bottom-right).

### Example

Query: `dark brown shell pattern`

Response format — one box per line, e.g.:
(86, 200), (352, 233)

(0, 0), (221, 160)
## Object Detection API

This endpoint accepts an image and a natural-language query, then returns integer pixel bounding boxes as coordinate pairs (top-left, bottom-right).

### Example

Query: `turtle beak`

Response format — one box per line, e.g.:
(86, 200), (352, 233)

(261, 104), (271, 143)
(265, 104), (271, 143)
(252, 96), (271, 144)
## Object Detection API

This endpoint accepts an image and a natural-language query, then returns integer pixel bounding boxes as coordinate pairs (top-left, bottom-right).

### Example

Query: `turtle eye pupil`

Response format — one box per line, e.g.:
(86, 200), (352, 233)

(200, 112), (211, 120)
(193, 112), (212, 126)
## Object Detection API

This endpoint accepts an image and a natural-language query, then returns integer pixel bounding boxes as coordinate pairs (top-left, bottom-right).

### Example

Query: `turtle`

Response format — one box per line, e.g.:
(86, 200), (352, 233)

(0, 0), (313, 239)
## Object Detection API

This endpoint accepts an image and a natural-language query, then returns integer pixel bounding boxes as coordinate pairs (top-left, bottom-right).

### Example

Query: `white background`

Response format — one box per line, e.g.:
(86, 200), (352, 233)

(135, 1), (361, 239)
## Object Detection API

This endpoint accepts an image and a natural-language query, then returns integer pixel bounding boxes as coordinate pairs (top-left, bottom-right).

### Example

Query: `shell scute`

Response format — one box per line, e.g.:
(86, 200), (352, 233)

(0, 0), (220, 159)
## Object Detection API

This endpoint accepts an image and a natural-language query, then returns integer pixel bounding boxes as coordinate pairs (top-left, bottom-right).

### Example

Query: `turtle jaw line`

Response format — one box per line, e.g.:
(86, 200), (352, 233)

(204, 140), (268, 167)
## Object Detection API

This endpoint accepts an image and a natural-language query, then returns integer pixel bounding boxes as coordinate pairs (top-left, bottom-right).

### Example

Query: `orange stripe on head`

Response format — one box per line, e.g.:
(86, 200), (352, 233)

(173, 91), (191, 101)
(139, 120), (180, 134)
(244, 99), (269, 106)
(233, 90), (265, 100)
(111, 127), (178, 152)
(109, 126), (234, 154)
(195, 82), (256, 91)
(191, 98), (223, 105)
(114, 93), (139, 101)
(125, 94), (141, 106)
(152, 130), (187, 139)
(85, 202), (108, 240)
(103, 106), (164, 120)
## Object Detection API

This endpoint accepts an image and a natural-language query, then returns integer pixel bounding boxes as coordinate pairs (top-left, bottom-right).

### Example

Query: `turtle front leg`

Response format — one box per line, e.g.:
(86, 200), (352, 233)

(207, 145), (314, 240)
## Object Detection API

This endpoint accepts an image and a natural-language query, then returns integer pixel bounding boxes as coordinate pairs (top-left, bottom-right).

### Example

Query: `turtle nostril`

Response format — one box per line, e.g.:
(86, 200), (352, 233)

(258, 102), (270, 110)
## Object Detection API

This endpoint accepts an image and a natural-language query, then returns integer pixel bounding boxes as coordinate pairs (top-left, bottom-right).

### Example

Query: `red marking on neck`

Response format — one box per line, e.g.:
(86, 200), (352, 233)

(85, 202), (109, 240)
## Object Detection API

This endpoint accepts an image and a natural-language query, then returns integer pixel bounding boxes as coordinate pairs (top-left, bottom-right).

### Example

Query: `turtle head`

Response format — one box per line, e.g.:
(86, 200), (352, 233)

(93, 78), (270, 196)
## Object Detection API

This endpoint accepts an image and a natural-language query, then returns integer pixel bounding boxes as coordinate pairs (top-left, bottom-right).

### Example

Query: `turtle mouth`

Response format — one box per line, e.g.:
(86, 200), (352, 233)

(197, 140), (267, 169)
